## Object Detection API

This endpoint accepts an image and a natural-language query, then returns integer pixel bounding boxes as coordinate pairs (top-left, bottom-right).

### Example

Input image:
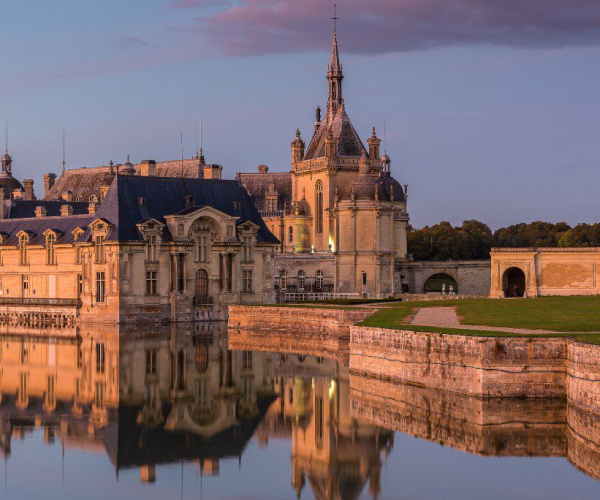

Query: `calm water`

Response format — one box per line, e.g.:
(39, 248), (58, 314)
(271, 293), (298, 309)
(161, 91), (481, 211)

(0, 323), (599, 499)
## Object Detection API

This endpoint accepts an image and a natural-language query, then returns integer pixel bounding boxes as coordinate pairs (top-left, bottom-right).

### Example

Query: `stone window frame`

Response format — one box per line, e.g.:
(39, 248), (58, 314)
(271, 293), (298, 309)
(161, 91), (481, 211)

(95, 271), (106, 303)
(90, 220), (112, 264)
(242, 267), (253, 293)
(238, 223), (258, 264)
(145, 266), (158, 296)
(17, 231), (30, 266)
(315, 179), (324, 234)
(189, 217), (218, 264)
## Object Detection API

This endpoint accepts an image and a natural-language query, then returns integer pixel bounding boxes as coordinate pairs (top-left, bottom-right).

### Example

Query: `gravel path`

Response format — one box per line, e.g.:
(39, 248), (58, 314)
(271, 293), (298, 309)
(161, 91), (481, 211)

(408, 306), (563, 334)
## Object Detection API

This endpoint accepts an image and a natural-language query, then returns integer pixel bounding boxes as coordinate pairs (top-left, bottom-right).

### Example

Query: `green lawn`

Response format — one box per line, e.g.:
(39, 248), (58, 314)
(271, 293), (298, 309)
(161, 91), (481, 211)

(360, 296), (600, 333)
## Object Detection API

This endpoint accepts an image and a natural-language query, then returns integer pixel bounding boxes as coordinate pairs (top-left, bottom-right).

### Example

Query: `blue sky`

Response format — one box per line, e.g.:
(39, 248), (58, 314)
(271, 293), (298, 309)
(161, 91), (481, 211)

(1, 0), (600, 228)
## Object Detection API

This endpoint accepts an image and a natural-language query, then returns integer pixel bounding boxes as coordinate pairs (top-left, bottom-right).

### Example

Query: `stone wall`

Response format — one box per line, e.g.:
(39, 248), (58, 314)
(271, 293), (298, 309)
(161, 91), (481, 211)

(400, 260), (491, 295)
(228, 305), (375, 338)
(566, 340), (600, 414)
(350, 326), (566, 398)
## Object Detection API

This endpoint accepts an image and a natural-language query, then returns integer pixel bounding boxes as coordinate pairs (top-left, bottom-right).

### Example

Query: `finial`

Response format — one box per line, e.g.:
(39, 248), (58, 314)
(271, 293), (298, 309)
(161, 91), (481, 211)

(316, 106), (321, 123)
(331, 3), (339, 33)
(372, 127), (377, 138)
(296, 128), (301, 138)
(127, 154), (130, 163)
(109, 160), (114, 167)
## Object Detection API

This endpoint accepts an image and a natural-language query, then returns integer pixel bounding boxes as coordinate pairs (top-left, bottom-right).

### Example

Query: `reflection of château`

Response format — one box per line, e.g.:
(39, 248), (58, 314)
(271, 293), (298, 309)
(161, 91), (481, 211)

(0, 325), (277, 482)
(257, 354), (393, 499)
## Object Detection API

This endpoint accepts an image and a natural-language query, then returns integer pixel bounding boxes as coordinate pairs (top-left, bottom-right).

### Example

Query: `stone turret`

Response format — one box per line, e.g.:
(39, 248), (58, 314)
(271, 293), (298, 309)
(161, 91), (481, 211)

(291, 129), (305, 166)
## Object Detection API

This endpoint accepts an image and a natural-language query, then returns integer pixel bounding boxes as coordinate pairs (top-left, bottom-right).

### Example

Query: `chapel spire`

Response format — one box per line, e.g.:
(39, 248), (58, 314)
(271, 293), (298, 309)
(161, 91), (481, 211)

(327, 4), (343, 114)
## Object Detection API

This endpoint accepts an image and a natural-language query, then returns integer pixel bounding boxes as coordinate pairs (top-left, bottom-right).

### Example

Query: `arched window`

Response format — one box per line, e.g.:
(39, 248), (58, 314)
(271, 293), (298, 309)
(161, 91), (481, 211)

(19, 235), (28, 265)
(195, 269), (209, 297)
(298, 270), (306, 290)
(316, 270), (324, 290)
(46, 233), (56, 265)
(315, 180), (323, 234)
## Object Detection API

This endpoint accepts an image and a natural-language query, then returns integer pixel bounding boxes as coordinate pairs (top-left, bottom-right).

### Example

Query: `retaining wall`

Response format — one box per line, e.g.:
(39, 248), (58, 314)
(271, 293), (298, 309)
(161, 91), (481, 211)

(350, 326), (566, 398)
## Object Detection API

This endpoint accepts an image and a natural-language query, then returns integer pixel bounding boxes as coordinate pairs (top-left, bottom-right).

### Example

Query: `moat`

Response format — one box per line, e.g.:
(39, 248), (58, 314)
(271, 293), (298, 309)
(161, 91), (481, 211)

(1, 323), (600, 500)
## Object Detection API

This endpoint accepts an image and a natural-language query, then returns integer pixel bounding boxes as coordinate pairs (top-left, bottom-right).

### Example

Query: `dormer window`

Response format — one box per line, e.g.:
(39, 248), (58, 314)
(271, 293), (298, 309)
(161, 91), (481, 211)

(195, 234), (210, 262)
(242, 236), (253, 263)
(146, 234), (158, 261)
(95, 235), (105, 263)
(46, 233), (56, 265)
(19, 234), (28, 265)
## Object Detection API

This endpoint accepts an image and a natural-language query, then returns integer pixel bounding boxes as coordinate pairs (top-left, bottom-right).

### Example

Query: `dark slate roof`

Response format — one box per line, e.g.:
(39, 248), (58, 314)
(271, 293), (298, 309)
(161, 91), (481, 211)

(235, 171), (292, 212)
(304, 107), (365, 160)
(44, 159), (205, 202)
(0, 214), (93, 246)
(90, 175), (279, 244)
(6, 200), (91, 219)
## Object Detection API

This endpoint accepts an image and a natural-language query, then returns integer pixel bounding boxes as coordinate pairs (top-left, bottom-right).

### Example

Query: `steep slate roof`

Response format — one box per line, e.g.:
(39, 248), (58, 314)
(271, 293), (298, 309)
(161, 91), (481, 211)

(89, 175), (279, 244)
(0, 175), (278, 246)
(235, 171), (292, 211)
(44, 159), (205, 201)
(304, 107), (365, 160)
(0, 214), (93, 246)
(6, 200), (91, 219)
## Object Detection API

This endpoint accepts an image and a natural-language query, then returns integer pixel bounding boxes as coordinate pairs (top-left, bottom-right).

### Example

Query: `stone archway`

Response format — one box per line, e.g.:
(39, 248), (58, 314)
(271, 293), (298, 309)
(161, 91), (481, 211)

(424, 273), (458, 294)
(503, 267), (526, 297)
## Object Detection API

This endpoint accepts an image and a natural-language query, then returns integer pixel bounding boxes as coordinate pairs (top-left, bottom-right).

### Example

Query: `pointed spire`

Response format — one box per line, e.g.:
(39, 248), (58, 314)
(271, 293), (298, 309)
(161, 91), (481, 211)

(327, 4), (343, 113)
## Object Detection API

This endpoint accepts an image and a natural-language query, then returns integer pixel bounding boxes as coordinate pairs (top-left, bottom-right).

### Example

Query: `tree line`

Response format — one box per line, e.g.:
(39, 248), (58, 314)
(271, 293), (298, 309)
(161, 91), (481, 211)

(408, 220), (600, 261)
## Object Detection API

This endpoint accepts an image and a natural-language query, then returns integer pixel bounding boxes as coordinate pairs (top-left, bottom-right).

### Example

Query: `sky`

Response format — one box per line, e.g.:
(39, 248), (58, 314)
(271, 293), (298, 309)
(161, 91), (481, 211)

(1, 0), (600, 229)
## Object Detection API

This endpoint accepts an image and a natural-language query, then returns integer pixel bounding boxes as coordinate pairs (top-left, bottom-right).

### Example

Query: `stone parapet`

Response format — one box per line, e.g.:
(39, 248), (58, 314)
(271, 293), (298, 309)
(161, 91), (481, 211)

(350, 326), (566, 398)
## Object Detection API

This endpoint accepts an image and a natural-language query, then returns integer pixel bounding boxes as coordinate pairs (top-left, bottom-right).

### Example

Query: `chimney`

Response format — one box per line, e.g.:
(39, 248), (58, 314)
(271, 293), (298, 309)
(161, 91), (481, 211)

(35, 206), (47, 218)
(88, 202), (97, 215)
(43, 173), (56, 198)
(62, 191), (73, 202)
(257, 165), (269, 173)
(203, 164), (223, 180)
(100, 185), (110, 200)
(61, 204), (74, 217)
(23, 179), (35, 201)
(139, 160), (157, 177)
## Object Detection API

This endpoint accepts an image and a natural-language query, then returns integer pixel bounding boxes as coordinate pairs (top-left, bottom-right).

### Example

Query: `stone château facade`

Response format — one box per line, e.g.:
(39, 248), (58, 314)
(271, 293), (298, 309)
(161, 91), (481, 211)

(237, 28), (409, 297)
(0, 169), (278, 325)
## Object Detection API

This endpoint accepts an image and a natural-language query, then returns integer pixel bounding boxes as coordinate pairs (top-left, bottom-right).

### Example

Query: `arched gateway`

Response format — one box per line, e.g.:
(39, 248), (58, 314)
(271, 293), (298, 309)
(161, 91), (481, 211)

(503, 267), (526, 297)
(424, 273), (458, 294)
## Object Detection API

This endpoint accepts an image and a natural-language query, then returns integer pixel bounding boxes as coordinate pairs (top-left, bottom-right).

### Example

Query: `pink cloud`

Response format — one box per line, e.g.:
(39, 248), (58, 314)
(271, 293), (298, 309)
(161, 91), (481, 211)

(168, 0), (228, 9)
(190, 0), (600, 55)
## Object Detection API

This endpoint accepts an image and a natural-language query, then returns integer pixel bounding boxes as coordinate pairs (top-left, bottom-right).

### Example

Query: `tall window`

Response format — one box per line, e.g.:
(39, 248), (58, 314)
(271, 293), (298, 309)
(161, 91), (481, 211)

(95, 235), (105, 263)
(77, 274), (83, 298)
(298, 270), (306, 290)
(19, 235), (28, 265)
(146, 270), (157, 295)
(146, 350), (157, 375)
(46, 234), (56, 265)
(96, 343), (105, 374)
(288, 226), (293, 243)
(195, 269), (209, 297)
(146, 235), (158, 261)
(242, 236), (253, 262)
(195, 235), (209, 262)
(75, 246), (82, 264)
(242, 351), (253, 370)
(316, 270), (324, 290)
(242, 269), (253, 293)
(0, 276), (3, 296)
(280, 270), (287, 289)
(315, 180), (323, 234)
(95, 271), (105, 303)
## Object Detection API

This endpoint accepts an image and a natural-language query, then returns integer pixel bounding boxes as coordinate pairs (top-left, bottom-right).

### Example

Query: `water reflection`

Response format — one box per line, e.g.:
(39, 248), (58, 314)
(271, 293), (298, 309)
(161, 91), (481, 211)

(0, 324), (598, 498)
